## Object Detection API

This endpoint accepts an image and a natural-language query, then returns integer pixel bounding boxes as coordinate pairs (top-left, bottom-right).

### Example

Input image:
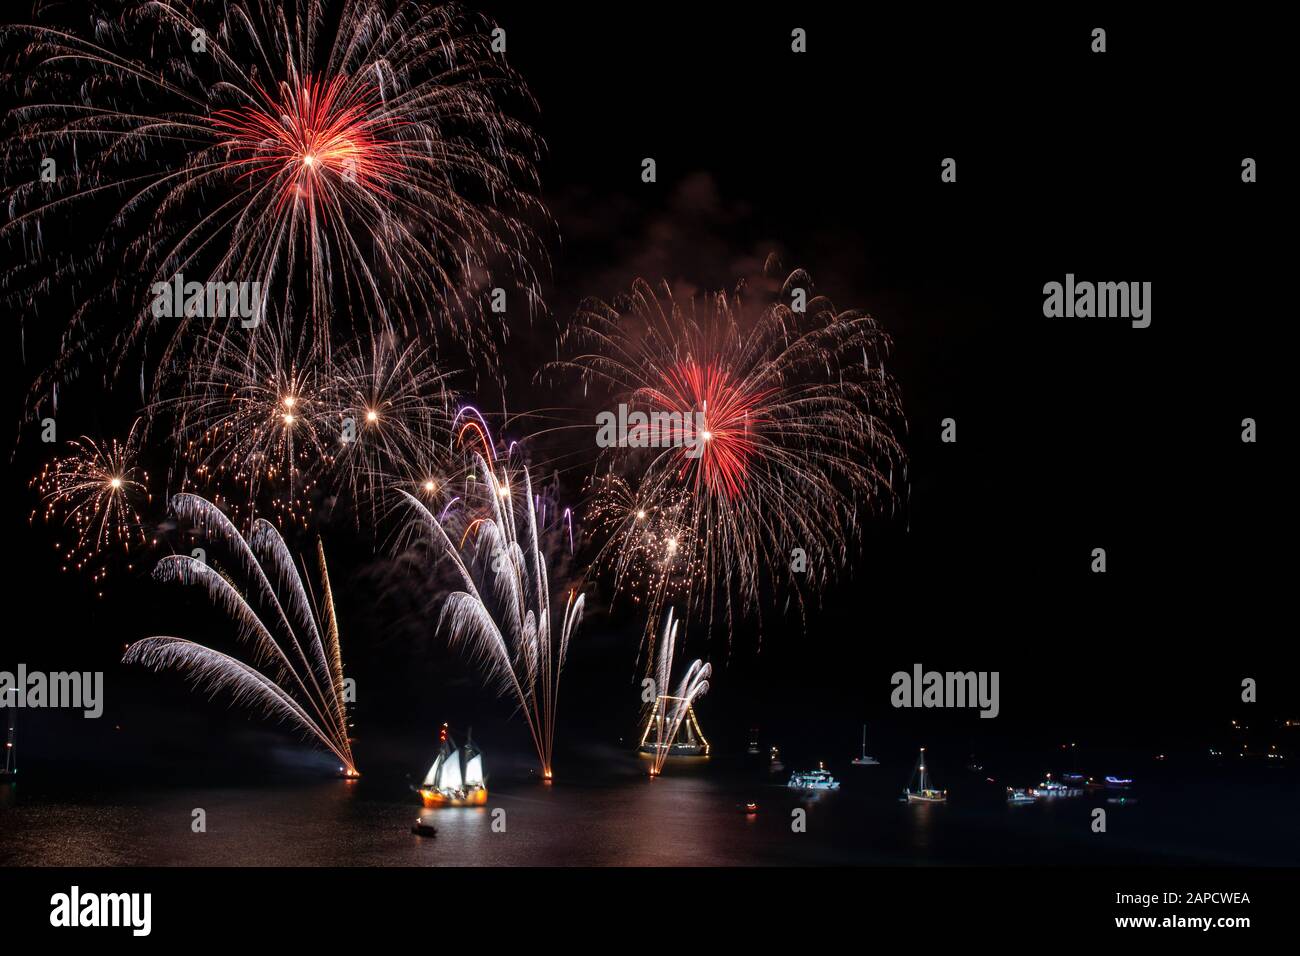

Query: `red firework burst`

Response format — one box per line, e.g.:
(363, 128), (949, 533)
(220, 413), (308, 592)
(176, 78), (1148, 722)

(211, 75), (406, 218)
(1, 0), (547, 420)
(637, 360), (774, 499)
(549, 264), (907, 644)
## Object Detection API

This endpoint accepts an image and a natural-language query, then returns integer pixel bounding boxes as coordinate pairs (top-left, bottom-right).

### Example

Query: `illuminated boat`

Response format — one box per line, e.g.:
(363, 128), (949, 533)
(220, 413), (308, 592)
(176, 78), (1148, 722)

(1103, 775), (1134, 790)
(637, 695), (710, 757)
(769, 746), (784, 772)
(1029, 773), (1083, 797)
(904, 748), (947, 803)
(1006, 788), (1037, 805)
(417, 725), (488, 807)
(851, 725), (880, 766)
(788, 764), (840, 790)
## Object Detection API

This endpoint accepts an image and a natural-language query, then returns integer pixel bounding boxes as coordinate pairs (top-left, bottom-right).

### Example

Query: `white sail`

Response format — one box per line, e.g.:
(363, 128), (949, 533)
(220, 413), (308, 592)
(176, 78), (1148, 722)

(440, 749), (463, 791)
(422, 752), (443, 788)
(464, 753), (484, 788)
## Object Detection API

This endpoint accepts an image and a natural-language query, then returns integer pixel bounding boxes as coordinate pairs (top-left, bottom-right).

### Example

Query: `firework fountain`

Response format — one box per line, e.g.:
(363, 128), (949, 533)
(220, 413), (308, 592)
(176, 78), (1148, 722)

(123, 494), (358, 776)
(639, 608), (711, 776)
(398, 454), (583, 780)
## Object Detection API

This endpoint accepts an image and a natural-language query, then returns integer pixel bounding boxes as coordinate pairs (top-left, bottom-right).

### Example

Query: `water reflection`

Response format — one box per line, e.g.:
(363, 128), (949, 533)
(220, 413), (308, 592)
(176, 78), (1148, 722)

(0, 763), (1294, 866)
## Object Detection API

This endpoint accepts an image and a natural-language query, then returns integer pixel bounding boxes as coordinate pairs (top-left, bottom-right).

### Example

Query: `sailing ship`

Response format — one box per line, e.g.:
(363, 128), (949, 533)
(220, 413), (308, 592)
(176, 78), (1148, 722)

(1, 690), (15, 782)
(851, 725), (880, 766)
(903, 747), (947, 803)
(417, 724), (487, 807)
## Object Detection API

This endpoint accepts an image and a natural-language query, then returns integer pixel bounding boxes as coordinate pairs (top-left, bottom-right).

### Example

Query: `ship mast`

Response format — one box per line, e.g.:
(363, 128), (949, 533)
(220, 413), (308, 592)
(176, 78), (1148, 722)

(3, 690), (15, 776)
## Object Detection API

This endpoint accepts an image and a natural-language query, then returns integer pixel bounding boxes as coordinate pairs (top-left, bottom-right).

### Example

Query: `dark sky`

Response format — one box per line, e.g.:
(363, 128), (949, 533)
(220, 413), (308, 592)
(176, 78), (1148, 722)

(1, 5), (1290, 776)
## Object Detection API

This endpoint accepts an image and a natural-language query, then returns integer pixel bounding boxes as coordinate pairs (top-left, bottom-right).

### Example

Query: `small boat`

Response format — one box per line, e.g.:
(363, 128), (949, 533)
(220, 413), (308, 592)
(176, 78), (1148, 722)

(769, 746), (784, 772)
(1103, 775), (1133, 790)
(417, 724), (488, 807)
(746, 727), (761, 755)
(851, 725), (880, 766)
(411, 818), (438, 837)
(738, 801), (760, 814)
(1006, 787), (1037, 805)
(1, 698), (16, 782)
(788, 764), (840, 791)
(1029, 773), (1083, 798)
(904, 748), (947, 803)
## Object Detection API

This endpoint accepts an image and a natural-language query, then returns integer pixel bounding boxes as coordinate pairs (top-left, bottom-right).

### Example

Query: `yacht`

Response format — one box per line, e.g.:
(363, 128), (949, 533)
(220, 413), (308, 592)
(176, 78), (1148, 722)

(851, 725), (880, 766)
(788, 764), (840, 791)
(904, 748), (947, 803)
(1029, 773), (1083, 798)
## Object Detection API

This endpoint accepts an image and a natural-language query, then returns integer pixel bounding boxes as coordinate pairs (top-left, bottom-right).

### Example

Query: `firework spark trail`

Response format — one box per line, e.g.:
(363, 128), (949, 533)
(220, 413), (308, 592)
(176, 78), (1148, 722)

(31, 418), (152, 573)
(643, 608), (711, 776)
(547, 265), (906, 645)
(399, 455), (583, 779)
(1, 0), (547, 419)
(157, 494), (344, 745)
(324, 334), (456, 522)
(157, 320), (456, 527)
(160, 322), (328, 526)
(122, 638), (353, 765)
(123, 493), (357, 773)
(586, 474), (698, 660)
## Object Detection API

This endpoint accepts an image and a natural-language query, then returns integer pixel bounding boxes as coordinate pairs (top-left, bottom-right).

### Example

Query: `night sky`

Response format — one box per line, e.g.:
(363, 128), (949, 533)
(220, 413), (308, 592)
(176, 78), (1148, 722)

(1, 4), (1290, 783)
